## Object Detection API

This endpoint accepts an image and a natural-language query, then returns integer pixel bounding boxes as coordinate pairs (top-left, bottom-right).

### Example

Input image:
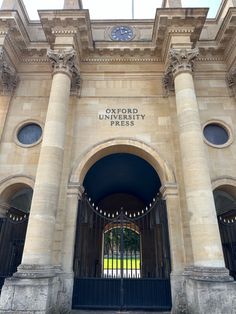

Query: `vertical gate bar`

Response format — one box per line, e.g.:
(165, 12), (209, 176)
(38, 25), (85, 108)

(145, 211), (149, 277)
(125, 218), (127, 278)
(107, 219), (110, 278)
(111, 223), (114, 278)
(94, 206), (99, 278)
(115, 223), (118, 278)
(120, 209), (124, 309)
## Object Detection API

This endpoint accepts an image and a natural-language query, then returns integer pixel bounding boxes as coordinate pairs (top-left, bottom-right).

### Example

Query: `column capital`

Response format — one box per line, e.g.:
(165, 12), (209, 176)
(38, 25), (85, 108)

(168, 47), (199, 77)
(47, 48), (79, 79)
(163, 48), (199, 94)
(0, 47), (18, 95)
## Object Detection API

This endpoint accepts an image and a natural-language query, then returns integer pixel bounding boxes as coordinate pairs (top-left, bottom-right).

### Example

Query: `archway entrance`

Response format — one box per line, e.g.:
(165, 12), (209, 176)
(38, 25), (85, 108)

(214, 186), (236, 280)
(72, 153), (172, 311)
(0, 185), (32, 292)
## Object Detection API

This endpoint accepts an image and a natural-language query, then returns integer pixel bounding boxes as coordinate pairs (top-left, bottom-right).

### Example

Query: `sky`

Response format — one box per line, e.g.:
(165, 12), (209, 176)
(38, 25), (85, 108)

(0, 0), (222, 20)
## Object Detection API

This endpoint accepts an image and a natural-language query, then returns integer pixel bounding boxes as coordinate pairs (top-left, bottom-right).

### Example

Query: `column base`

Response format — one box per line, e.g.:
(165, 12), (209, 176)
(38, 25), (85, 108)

(0, 265), (60, 314)
(171, 266), (236, 314)
(57, 272), (74, 313)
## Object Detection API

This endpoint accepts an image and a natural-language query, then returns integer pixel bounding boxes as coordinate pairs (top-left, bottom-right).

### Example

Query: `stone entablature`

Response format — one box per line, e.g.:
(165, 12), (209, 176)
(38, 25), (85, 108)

(0, 2), (234, 65)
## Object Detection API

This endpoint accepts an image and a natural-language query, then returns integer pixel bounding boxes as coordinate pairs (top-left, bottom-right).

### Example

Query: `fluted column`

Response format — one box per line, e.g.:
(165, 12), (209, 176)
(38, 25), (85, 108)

(167, 48), (225, 268)
(21, 49), (77, 266)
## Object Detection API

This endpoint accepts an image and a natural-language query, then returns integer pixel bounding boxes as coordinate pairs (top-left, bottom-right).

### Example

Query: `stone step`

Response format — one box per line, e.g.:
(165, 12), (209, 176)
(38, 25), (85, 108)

(71, 311), (171, 314)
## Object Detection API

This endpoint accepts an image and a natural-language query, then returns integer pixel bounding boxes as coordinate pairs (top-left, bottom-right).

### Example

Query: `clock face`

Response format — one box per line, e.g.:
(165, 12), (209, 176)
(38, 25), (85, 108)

(111, 26), (134, 41)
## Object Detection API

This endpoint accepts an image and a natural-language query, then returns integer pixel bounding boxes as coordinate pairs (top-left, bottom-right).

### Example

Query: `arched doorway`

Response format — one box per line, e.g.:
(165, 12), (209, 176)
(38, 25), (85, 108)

(0, 184), (33, 292)
(213, 186), (236, 279)
(72, 153), (172, 311)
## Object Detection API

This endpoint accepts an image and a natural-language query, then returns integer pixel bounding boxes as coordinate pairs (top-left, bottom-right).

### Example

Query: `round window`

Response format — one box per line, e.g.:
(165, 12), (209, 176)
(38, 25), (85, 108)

(17, 123), (42, 145)
(203, 123), (229, 146)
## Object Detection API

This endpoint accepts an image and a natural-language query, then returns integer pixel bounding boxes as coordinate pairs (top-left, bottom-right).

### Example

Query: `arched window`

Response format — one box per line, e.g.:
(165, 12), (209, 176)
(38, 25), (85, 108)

(103, 223), (141, 278)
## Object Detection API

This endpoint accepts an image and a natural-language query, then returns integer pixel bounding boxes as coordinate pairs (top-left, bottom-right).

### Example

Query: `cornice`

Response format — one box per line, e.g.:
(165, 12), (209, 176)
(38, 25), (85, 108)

(38, 10), (94, 55)
(152, 8), (208, 62)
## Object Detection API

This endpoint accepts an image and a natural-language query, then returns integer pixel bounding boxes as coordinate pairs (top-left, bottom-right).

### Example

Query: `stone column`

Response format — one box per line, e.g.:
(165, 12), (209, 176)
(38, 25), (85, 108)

(167, 48), (226, 269)
(0, 48), (78, 314)
(21, 48), (77, 267)
(165, 48), (235, 314)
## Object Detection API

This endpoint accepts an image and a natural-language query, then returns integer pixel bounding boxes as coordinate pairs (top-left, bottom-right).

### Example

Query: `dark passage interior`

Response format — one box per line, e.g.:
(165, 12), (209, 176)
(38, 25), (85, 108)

(72, 153), (172, 310)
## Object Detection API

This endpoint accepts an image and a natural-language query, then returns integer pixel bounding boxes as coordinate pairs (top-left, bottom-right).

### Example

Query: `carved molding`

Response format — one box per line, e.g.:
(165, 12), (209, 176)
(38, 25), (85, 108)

(184, 266), (233, 282)
(0, 47), (18, 95)
(163, 48), (199, 94)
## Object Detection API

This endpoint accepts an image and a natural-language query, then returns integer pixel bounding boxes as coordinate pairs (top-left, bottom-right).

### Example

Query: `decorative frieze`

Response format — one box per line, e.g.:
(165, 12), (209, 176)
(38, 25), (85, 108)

(0, 48), (18, 94)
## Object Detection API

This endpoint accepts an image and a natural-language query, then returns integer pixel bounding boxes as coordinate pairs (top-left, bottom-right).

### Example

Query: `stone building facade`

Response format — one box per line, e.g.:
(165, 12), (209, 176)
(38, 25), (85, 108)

(0, 0), (235, 313)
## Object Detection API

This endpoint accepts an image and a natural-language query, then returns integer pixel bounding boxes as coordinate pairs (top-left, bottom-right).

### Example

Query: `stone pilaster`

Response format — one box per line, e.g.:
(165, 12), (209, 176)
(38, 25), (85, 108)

(0, 48), (18, 95)
(0, 48), (78, 314)
(227, 67), (236, 97)
(161, 184), (184, 273)
(62, 183), (84, 272)
(0, 47), (18, 142)
(56, 183), (84, 312)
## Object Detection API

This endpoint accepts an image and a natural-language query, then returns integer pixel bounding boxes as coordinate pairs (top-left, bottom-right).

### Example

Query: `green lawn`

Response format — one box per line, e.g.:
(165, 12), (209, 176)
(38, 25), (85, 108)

(104, 258), (140, 269)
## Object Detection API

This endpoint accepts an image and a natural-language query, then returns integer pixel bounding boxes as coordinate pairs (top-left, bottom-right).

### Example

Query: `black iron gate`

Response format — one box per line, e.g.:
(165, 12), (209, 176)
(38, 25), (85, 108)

(0, 207), (28, 293)
(72, 195), (172, 311)
(218, 208), (236, 280)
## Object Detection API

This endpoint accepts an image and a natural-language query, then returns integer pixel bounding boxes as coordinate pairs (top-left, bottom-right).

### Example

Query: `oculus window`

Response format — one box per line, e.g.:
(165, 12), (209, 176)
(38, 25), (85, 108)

(17, 123), (42, 146)
(203, 123), (230, 146)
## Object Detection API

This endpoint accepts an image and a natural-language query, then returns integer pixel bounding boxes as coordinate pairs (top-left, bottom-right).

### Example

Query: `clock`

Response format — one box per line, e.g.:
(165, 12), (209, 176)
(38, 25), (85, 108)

(111, 26), (134, 41)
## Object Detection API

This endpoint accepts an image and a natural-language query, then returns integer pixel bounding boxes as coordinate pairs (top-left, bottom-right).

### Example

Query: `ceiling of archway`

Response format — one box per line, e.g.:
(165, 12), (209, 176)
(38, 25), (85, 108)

(83, 153), (161, 206)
